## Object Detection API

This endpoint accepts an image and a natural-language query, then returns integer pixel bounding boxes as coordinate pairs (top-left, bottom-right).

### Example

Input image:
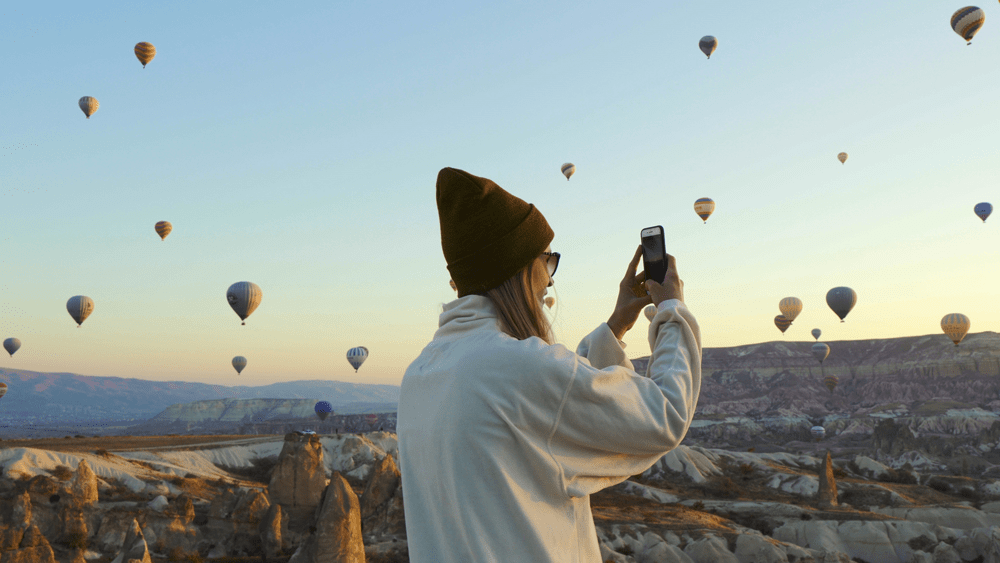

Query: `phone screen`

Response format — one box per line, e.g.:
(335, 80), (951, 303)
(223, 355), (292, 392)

(641, 227), (668, 286)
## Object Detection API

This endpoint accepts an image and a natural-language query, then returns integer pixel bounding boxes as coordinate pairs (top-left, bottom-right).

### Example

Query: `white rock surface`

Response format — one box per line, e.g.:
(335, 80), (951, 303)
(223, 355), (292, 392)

(147, 495), (169, 512)
(733, 533), (789, 563)
(684, 534), (738, 563)
(853, 455), (891, 479)
(767, 474), (819, 497)
(774, 519), (959, 563)
(872, 507), (1000, 530)
(620, 481), (680, 504)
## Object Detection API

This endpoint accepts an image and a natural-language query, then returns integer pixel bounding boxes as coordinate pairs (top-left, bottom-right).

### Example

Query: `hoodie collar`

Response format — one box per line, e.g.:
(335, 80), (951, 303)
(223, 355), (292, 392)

(435, 295), (499, 337)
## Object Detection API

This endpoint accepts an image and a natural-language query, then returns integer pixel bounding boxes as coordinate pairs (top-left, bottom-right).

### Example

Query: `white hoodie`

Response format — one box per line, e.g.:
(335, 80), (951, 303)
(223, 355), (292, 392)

(398, 295), (701, 562)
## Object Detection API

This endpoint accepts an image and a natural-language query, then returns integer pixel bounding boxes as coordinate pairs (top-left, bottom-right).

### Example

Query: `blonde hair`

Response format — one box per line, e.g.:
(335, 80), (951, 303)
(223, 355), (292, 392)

(484, 257), (554, 345)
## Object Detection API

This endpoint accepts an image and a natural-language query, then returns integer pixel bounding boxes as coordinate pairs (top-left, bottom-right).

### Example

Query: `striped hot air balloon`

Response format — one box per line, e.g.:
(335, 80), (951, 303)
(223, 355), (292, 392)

(232, 356), (247, 374)
(838, 152), (848, 164)
(226, 282), (262, 325)
(823, 374), (839, 393)
(561, 163), (575, 180)
(810, 426), (826, 441)
(811, 328), (822, 341)
(134, 42), (156, 68)
(941, 313), (970, 346)
(975, 202), (992, 223)
(812, 343), (830, 364)
(449, 279), (457, 292)
(155, 221), (172, 240)
(694, 198), (715, 223)
(79, 97), (99, 119)
(544, 296), (555, 309)
(779, 297), (803, 323)
(699, 36), (718, 58)
(0, 382), (7, 400)
(347, 346), (368, 372)
(774, 315), (792, 334)
(66, 296), (94, 327)
(3, 338), (20, 357)
(951, 7), (985, 44)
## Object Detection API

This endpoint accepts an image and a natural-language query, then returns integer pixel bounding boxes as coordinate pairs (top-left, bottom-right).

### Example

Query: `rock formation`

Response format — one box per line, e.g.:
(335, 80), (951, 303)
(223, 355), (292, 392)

(817, 450), (838, 508)
(64, 460), (98, 506)
(269, 432), (328, 531)
(288, 472), (365, 563)
(359, 454), (405, 542)
(259, 503), (284, 561)
(110, 519), (151, 563)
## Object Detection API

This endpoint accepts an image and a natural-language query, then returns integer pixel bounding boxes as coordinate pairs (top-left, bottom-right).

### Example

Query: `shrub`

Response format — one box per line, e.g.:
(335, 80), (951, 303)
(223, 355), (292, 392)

(928, 477), (952, 493)
(691, 501), (705, 511)
(878, 468), (917, 485)
(74, 434), (85, 438)
(832, 466), (847, 479)
(95, 449), (112, 458)
(738, 463), (755, 479)
(51, 465), (73, 481)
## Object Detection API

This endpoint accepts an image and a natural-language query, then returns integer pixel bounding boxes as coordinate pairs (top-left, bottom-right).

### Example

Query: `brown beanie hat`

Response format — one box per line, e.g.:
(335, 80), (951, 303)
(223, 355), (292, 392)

(437, 168), (554, 297)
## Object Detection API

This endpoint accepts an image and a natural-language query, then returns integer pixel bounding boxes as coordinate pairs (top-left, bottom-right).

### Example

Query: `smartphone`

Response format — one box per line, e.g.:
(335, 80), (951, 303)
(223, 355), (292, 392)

(641, 226), (668, 289)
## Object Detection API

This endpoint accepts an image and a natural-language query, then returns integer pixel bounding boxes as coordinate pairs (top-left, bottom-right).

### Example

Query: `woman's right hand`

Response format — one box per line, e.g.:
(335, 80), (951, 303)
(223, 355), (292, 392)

(645, 253), (684, 306)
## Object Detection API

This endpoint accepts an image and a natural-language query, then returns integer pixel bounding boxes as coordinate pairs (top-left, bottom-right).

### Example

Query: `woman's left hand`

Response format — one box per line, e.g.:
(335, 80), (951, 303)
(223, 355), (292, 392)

(607, 245), (653, 340)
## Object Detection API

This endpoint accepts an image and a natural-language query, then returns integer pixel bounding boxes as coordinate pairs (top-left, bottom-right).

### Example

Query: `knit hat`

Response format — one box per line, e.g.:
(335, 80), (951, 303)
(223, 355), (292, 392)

(437, 168), (554, 297)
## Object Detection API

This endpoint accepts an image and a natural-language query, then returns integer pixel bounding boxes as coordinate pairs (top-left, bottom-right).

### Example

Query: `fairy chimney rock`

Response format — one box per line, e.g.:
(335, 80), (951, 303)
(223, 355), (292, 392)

(110, 519), (152, 563)
(288, 472), (365, 563)
(64, 459), (99, 505)
(269, 432), (328, 530)
(817, 450), (838, 508)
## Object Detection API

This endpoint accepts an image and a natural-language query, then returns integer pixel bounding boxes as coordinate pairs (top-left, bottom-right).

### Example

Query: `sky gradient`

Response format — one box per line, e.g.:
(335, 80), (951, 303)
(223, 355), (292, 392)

(2, 1), (1000, 386)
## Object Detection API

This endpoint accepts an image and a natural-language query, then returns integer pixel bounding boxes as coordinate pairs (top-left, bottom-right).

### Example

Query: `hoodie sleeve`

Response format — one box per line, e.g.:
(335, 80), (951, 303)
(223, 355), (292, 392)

(575, 323), (634, 371)
(547, 299), (702, 498)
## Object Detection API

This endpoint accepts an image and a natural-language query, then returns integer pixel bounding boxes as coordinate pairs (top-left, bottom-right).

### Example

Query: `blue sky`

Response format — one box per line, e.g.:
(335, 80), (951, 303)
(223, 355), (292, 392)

(2, 1), (999, 386)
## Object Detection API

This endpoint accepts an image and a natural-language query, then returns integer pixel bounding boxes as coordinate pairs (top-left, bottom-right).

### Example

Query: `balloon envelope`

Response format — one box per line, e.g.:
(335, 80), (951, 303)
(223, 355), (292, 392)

(226, 282), (262, 325)
(824, 374), (839, 393)
(134, 42), (156, 67)
(779, 297), (803, 322)
(811, 328), (821, 341)
(3, 338), (21, 357)
(232, 356), (247, 374)
(561, 163), (575, 180)
(347, 346), (369, 372)
(155, 221), (172, 240)
(975, 202), (992, 223)
(694, 198), (715, 223)
(544, 296), (555, 309)
(826, 287), (857, 322)
(644, 305), (656, 322)
(449, 279), (457, 292)
(810, 426), (826, 440)
(941, 313), (970, 346)
(838, 152), (848, 164)
(66, 296), (94, 327)
(811, 343), (830, 364)
(699, 36), (718, 58)
(774, 315), (792, 334)
(315, 401), (333, 421)
(952, 6), (985, 44)
(0, 382), (6, 399)
(79, 96), (99, 119)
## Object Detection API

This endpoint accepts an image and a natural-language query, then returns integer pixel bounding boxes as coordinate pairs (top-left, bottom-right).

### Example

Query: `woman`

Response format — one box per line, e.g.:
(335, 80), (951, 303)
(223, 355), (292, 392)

(398, 167), (701, 562)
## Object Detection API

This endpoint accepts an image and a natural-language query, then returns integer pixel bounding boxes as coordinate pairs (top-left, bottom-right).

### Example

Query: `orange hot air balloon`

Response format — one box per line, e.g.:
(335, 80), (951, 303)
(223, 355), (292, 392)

(774, 315), (792, 334)
(155, 221), (172, 240)
(134, 42), (156, 68)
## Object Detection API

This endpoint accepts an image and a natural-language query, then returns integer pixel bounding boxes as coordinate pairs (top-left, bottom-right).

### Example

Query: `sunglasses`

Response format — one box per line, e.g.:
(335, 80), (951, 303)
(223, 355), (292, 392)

(541, 252), (560, 278)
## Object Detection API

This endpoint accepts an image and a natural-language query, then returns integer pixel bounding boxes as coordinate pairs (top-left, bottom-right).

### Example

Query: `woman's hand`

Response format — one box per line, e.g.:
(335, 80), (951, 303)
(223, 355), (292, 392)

(606, 246), (653, 341)
(646, 253), (684, 307)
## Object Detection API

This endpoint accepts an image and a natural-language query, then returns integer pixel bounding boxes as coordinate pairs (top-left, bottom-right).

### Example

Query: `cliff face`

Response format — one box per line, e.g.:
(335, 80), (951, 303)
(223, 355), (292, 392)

(148, 399), (320, 424)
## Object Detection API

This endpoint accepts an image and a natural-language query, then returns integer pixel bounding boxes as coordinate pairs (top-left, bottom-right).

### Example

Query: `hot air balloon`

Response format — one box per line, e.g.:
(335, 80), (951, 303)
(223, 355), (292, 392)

(3, 338), (20, 357)
(561, 163), (575, 181)
(812, 343), (830, 364)
(66, 296), (94, 327)
(347, 346), (368, 372)
(941, 313), (970, 346)
(826, 287), (857, 322)
(644, 305), (656, 322)
(699, 36), (718, 58)
(544, 296), (555, 309)
(315, 401), (333, 422)
(449, 279), (457, 292)
(232, 356), (247, 375)
(694, 198), (715, 224)
(811, 328), (822, 341)
(0, 382), (7, 399)
(226, 282), (262, 325)
(823, 374), (839, 394)
(134, 42), (156, 68)
(79, 97), (99, 119)
(779, 297), (803, 323)
(838, 152), (848, 165)
(975, 202), (992, 223)
(952, 6), (985, 44)
(155, 221), (172, 240)
(366, 413), (378, 426)
(810, 426), (826, 441)
(774, 315), (792, 334)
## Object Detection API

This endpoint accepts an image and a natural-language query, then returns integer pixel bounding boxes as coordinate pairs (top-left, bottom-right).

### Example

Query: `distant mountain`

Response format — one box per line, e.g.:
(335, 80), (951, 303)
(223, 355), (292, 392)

(0, 367), (400, 425)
